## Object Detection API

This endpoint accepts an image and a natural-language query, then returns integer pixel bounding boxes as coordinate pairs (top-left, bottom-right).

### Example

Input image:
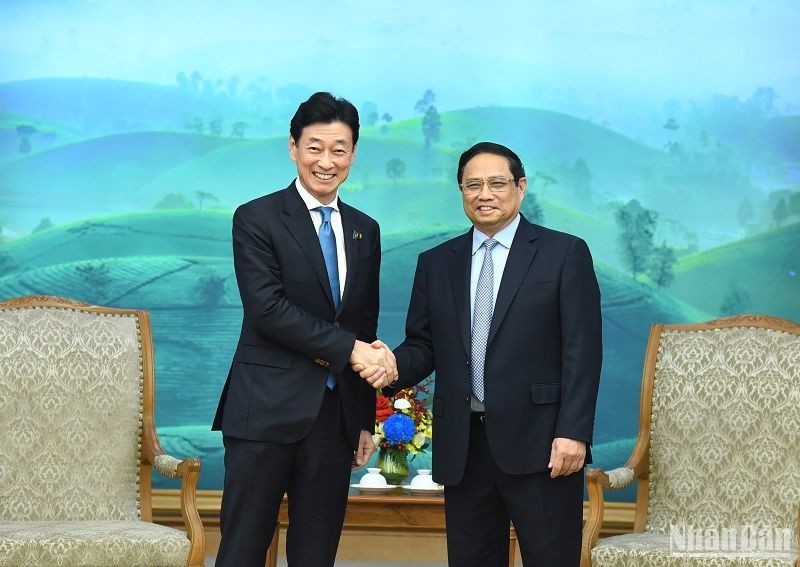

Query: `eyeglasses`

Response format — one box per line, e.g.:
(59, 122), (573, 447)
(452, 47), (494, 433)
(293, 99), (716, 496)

(460, 177), (516, 195)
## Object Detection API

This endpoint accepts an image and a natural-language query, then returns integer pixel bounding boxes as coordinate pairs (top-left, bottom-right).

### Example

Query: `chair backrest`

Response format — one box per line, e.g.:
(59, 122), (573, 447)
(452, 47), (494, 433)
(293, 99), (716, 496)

(0, 296), (148, 521)
(644, 316), (800, 536)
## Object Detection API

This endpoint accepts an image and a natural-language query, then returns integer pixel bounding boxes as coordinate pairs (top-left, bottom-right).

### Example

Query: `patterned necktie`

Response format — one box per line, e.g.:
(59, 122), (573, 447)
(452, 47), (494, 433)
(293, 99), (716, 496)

(471, 238), (497, 402)
(316, 206), (339, 389)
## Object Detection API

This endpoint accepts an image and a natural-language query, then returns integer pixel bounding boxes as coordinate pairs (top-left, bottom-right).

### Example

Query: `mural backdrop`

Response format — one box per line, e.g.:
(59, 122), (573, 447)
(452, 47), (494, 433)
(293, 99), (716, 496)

(1, 1), (798, 499)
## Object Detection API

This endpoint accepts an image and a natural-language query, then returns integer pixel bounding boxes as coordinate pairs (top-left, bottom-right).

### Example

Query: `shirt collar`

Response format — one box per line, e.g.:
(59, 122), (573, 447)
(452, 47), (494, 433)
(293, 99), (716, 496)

(471, 214), (521, 255)
(294, 178), (340, 212)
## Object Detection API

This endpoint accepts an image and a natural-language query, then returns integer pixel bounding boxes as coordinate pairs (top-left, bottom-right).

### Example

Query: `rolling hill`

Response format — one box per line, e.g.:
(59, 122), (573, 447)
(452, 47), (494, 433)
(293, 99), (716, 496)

(670, 222), (800, 321)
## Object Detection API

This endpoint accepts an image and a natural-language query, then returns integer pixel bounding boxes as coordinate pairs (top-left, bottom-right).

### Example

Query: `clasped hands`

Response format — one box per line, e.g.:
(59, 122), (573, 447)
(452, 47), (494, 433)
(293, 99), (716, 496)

(349, 340), (397, 389)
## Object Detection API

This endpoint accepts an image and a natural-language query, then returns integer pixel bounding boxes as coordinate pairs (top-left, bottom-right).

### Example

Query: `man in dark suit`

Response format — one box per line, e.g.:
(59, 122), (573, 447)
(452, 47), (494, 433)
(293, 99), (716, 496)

(359, 142), (602, 566)
(212, 92), (392, 567)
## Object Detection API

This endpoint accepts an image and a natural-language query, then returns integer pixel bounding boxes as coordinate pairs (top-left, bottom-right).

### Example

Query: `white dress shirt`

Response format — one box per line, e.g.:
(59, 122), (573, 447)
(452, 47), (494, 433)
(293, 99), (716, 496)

(294, 178), (347, 301)
(469, 214), (521, 410)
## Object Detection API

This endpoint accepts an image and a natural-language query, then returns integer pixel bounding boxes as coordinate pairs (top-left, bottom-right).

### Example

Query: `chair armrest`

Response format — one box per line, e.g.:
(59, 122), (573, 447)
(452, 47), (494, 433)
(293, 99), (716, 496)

(580, 466), (637, 567)
(154, 453), (205, 567)
(153, 454), (184, 479)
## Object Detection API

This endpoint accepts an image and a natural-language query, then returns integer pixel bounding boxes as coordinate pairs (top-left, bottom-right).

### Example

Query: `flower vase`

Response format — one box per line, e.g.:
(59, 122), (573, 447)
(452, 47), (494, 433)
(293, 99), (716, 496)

(376, 447), (410, 485)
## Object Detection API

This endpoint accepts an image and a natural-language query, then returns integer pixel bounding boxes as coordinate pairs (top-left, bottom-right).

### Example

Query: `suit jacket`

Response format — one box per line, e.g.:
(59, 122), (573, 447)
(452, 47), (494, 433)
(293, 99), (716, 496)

(393, 215), (602, 485)
(212, 183), (380, 448)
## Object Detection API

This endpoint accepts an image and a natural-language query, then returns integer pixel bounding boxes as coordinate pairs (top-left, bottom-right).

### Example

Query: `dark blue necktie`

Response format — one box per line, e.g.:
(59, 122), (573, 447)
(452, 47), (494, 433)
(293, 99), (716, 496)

(316, 206), (339, 389)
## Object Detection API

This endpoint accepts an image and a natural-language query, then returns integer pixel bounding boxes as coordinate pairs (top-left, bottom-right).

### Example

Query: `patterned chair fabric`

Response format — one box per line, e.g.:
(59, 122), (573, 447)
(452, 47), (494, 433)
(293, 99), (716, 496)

(0, 297), (201, 567)
(584, 317), (800, 566)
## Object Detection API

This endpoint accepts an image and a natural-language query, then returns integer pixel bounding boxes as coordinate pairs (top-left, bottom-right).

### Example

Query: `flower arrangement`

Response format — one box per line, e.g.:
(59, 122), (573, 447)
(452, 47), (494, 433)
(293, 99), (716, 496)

(373, 378), (433, 458)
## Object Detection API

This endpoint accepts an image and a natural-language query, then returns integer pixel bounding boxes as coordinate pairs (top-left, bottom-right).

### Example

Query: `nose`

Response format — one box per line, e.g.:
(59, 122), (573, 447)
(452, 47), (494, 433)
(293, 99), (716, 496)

(317, 151), (334, 168)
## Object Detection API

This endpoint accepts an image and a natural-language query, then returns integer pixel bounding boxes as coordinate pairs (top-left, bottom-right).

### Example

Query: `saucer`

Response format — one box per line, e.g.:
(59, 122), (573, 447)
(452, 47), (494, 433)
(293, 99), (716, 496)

(350, 484), (398, 494)
(402, 485), (445, 495)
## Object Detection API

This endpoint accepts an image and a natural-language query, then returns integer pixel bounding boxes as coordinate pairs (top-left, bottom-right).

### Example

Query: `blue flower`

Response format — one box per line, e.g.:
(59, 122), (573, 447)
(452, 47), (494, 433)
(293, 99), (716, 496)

(383, 413), (416, 444)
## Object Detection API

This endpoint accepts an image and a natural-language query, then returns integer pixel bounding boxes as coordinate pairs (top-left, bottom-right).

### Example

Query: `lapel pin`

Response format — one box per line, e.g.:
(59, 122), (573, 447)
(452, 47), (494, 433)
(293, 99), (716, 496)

(352, 230), (363, 240)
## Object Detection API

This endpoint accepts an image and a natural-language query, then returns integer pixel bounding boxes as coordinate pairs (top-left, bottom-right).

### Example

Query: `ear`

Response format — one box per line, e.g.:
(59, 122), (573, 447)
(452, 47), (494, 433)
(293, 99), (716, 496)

(350, 143), (358, 163)
(288, 135), (298, 162)
(517, 177), (527, 196)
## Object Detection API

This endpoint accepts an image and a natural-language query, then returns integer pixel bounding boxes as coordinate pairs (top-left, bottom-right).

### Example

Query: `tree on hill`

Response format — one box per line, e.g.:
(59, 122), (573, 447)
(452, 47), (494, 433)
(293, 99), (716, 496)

(647, 242), (677, 288)
(615, 199), (657, 279)
(414, 89), (435, 114)
(773, 197), (789, 227)
(17, 124), (37, 154)
(184, 116), (205, 135)
(385, 158), (406, 186)
(360, 101), (379, 127)
(788, 191), (800, 217)
(75, 261), (111, 303)
(208, 117), (223, 137)
(571, 158), (592, 204)
(230, 121), (248, 138)
(32, 218), (54, 233)
(521, 191), (544, 224)
(176, 71), (189, 89)
(380, 113), (393, 134)
(153, 193), (197, 210)
(422, 106), (441, 150)
(195, 191), (219, 210)
(719, 281), (752, 316)
(195, 269), (227, 307)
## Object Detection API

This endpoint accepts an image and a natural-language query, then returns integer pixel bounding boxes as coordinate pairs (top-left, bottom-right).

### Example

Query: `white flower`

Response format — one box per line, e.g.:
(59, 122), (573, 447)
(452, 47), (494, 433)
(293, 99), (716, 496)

(393, 398), (411, 410)
(412, 432), (426, 448)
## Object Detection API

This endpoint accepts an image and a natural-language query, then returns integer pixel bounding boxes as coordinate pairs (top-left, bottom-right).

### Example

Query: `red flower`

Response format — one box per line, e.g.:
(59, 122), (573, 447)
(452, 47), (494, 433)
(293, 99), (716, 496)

(375, 396), (394, 422)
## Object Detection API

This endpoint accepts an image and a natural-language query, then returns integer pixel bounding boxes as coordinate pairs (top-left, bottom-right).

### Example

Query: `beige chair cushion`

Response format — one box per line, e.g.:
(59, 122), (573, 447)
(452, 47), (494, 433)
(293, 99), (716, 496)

(0, 308), (142, 521)
(648, 326), (800, 533)
(592, 533), (797, 566)
(0, 521), (190, 567)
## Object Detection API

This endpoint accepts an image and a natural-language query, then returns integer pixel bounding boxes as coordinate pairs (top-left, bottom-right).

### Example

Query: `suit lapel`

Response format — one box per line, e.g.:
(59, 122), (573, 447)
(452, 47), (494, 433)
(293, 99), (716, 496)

(338, 201), (358, 316)
(281, 185), (335, 308)
(448, 230), (473, 357)
(488, 219), (540, 345)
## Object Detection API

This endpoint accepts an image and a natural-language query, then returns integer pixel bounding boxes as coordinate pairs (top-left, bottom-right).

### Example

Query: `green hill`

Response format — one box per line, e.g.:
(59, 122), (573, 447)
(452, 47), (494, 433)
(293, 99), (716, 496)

(670, 222), (800, 321)
(373, 106), (667, 186)
(0, 132), (239, 229)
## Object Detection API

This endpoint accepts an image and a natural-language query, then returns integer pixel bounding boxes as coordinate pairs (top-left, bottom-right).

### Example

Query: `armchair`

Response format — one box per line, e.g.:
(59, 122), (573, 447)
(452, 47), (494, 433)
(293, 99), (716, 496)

(582, 315), (800, 566)
(0, 296), (204, 566)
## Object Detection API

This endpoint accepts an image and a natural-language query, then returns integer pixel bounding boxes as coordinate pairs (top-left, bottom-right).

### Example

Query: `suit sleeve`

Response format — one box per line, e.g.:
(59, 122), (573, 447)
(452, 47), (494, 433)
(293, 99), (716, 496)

(392, 254), (436, 391)
(359, 223), (381, 432)
(555, 238), (603, 444)
(233, 206), (356, 374)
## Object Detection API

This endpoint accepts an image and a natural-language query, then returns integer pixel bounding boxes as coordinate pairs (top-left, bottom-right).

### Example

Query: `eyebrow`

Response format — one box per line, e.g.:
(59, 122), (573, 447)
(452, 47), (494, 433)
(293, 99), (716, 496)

(305, 137), (351, 146)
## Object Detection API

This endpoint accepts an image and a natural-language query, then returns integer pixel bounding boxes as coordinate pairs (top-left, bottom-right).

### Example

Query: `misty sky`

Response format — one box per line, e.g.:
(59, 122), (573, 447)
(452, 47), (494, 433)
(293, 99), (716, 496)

(1, 0), (798, 117)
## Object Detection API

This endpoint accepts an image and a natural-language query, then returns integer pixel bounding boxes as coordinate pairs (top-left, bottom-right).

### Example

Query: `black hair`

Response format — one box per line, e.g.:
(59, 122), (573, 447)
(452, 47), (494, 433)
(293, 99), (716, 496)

(456, 142), (526, 184)
(289, 92), (360, 145)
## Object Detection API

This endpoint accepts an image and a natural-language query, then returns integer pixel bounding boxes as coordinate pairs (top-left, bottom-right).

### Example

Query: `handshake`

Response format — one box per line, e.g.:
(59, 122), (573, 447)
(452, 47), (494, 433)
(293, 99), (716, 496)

(349, 340), (397, 390)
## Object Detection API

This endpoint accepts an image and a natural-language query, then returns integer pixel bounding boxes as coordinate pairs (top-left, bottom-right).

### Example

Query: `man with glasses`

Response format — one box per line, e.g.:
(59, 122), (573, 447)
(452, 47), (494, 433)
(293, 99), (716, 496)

(358, 142), (602, 566)
(213, 92), (394, 567)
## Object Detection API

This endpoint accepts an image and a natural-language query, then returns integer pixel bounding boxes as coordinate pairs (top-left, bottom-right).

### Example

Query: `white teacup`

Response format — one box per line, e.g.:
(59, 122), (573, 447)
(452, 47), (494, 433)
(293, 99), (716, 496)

(360, 468), (388, 487)
(409, 469), (438, 489)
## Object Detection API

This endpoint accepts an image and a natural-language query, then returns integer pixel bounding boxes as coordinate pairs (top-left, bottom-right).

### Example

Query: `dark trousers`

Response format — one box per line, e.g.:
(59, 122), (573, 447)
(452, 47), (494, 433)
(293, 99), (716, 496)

(215, 387), (354, 567)
(444, 413), (584, 567)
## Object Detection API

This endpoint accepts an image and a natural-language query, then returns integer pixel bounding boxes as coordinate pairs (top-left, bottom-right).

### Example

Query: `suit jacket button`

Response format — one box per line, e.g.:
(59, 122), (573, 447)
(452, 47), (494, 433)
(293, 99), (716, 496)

(465, 395), (470, 403)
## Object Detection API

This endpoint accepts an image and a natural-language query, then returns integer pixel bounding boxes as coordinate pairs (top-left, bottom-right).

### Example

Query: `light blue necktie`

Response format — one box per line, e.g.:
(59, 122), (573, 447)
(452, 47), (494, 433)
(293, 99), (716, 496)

(316, 206), (340, 389)
(471, 238), (497, 401)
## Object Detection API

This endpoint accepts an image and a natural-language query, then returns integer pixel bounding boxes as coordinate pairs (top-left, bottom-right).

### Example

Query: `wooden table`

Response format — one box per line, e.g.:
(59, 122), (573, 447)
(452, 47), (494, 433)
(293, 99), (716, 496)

(266, 489), (517, 566)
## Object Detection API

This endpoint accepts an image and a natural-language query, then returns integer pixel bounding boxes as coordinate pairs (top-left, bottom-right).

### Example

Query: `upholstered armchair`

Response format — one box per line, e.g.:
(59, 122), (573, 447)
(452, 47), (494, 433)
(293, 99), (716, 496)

(0, 296), (204, 566)
(581, 315), (800, 566)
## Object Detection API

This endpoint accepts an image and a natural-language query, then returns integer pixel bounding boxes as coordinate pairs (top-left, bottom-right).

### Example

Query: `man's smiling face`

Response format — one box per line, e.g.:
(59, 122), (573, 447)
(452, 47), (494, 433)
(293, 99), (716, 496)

(289, 121), (356, 205)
